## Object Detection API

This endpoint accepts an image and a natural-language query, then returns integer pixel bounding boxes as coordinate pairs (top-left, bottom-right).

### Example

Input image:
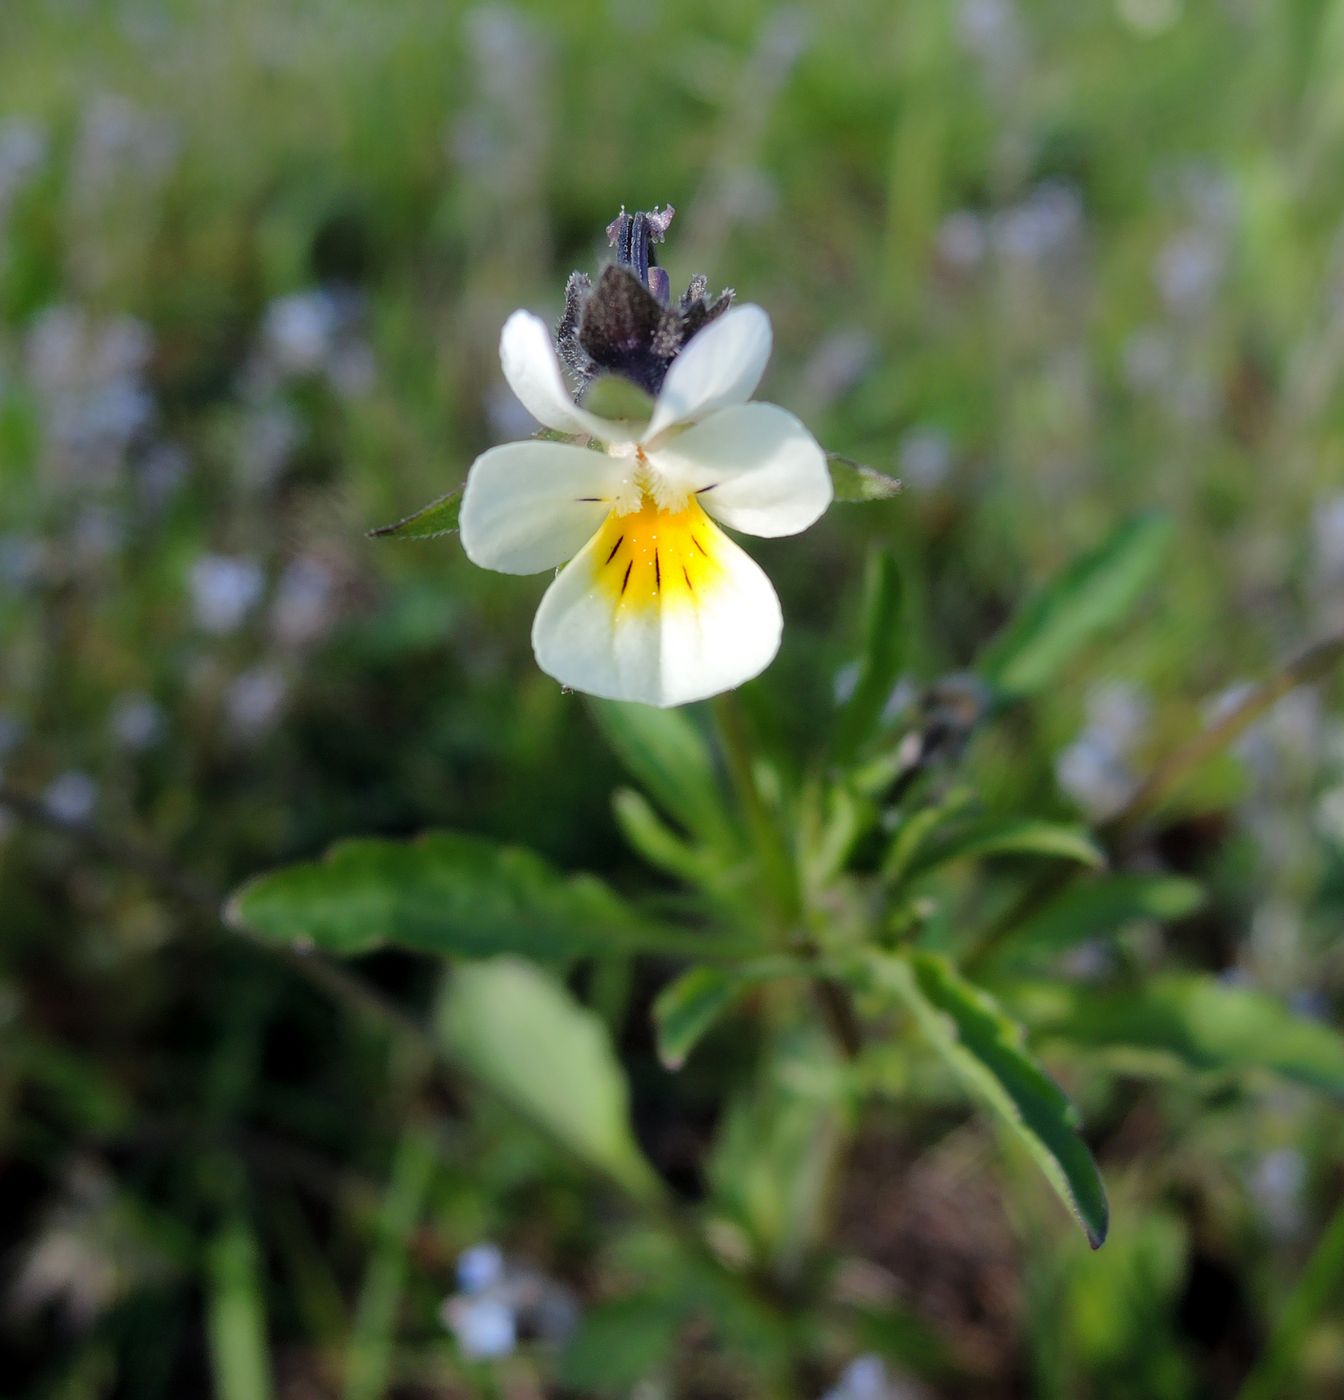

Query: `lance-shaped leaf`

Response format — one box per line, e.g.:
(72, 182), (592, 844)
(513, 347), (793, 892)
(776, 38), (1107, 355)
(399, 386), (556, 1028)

(438, 959), (661, 1200)
(864, 951), (1109, 1248)
(826, 454), (904, 503)
(653, 959), (802, 1069)
(368, 490), (462, 540)
(982, 873), (1206, 971)
(833, 550), (905, 764)
(901, 817), (1104, 883)
(980, 513), (1172, 697)
(227, 831), (725, 961)
(1006, 975), (1344, 1096)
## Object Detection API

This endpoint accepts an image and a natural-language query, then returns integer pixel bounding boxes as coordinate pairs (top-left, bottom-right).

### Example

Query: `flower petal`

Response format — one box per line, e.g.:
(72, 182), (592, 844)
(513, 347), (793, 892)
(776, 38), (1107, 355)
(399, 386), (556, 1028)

(531, 501), (782, 706)
(499, 310), (642, 443)
(647, 403), (833, 537)
(460, 440), (630, 575)
(644, 304), (772, 440)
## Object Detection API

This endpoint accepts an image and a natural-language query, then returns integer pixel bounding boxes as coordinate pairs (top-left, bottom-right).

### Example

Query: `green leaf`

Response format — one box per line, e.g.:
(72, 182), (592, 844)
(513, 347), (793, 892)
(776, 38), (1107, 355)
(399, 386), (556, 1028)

(1239, 1200), (1344, 1400)
(1008, 975), (1344, 1095)
(903, 817), (1105, 882)
(437, 959), (660, 1198)
(206, 1216), (275, 1400)
(583, 374), (655, 423)
(833, 550), (905, 763)
(367, 490), (461, 540)
(707, 1026), (848, 1266)
(345, 1126), (437, 1400)
(589, 700), (728, 842)
(879, 786), (976, 885)
(655, 968), (743, 1069)
(227, 831), (721, 961)
(983, 874), (1206, 971)
(865, 951), (1109, 1247)
(980, 513), (1172, 697)
(826, 453), (904, 503)
(611, 787), (717, 887)
(558, 1295), (684, 1394)
(653, 960), (800, 1069)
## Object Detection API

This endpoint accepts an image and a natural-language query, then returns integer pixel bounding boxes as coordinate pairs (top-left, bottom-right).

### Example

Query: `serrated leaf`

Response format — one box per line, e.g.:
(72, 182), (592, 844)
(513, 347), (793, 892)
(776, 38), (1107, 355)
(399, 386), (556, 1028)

(1008, 975), (1344, 1095)
(826, 454), (904, 502)
(368, 490), (461, 539)
(833, 550), (905, 763)
(589, 699), (728, 842)
(903, 817), (1105, 882)
(226, 831), (721, 961)
(437, 959), (660, 1199)
(865, 951), (1109, 1247)
(983, 874), (1206, 971)
(980, 513), (1172, 696)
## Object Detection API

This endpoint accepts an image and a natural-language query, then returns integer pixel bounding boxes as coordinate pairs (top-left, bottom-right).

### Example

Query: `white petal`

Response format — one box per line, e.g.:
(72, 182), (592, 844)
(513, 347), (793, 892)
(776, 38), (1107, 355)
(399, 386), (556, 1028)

(645, 304), (772, 440)
(499, 311), (642, 443)
(531, 502), (782, 707)
(647, 403), (833, 537)
(459, 440), (629, 575)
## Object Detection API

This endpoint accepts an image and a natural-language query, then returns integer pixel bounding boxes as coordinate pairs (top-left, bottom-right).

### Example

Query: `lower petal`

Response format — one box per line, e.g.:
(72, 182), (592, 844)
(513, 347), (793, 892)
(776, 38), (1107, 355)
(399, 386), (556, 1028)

(530, 500), (782, 707)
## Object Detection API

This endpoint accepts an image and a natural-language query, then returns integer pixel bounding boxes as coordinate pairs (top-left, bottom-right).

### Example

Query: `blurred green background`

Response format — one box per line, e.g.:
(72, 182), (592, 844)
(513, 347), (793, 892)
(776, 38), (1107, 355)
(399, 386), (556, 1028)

(3, 0), (1344, 1395)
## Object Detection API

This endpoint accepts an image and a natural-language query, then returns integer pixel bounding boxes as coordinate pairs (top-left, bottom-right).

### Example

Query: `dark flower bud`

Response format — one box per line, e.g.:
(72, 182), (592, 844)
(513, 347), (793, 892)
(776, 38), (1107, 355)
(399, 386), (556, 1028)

(555, 205), (734, 401)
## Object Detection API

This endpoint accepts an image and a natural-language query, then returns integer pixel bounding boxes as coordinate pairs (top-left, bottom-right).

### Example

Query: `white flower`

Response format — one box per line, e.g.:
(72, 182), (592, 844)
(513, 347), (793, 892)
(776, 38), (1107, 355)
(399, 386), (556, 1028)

(460, 305), (832, 707)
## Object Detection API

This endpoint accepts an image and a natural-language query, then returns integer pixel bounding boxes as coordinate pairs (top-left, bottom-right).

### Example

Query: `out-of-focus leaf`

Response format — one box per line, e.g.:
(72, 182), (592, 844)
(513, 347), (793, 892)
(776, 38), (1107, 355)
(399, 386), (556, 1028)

(367, 490), (461, 539)
(983, 874), (1206, 971)
(708, 1027), (848, 1267)
(826, 453), (904, 502)
(206, 1216), (275, 1400)
(799, 779), (876, 891)
(1240, 1200), (1344, 1400)
(558, 1294), (684, 1394)
(655, 968), (744, 1070)
(980, 513), (1172, 696)
(589, 700), (728, 841)
(653, 959), (800, 1069)
(1055, 1208), (1193, 1394)
(903, 817), (1104, 882)
(1007, 975), (1344, 1095)
(345, 1126), (437, 1400)
(583, 375), (655, 423)
(437, 959), (660, 1199)
(611, 787), (716, 887)
(879, 786), (976, 885)
(834, 550), (904, 763)
(864, 951), (1109, 1248)
(227, 831), (723, 961)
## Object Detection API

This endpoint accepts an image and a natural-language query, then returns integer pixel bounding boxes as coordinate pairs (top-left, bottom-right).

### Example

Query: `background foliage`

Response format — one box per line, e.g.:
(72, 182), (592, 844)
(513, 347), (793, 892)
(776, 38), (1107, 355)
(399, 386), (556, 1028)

(3, 0), (1344, 1396)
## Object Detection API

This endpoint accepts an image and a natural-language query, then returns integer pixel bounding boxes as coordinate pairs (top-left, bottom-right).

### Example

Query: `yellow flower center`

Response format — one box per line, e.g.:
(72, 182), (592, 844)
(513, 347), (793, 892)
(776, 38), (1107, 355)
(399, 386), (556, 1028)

(591, 495), (723, 612)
